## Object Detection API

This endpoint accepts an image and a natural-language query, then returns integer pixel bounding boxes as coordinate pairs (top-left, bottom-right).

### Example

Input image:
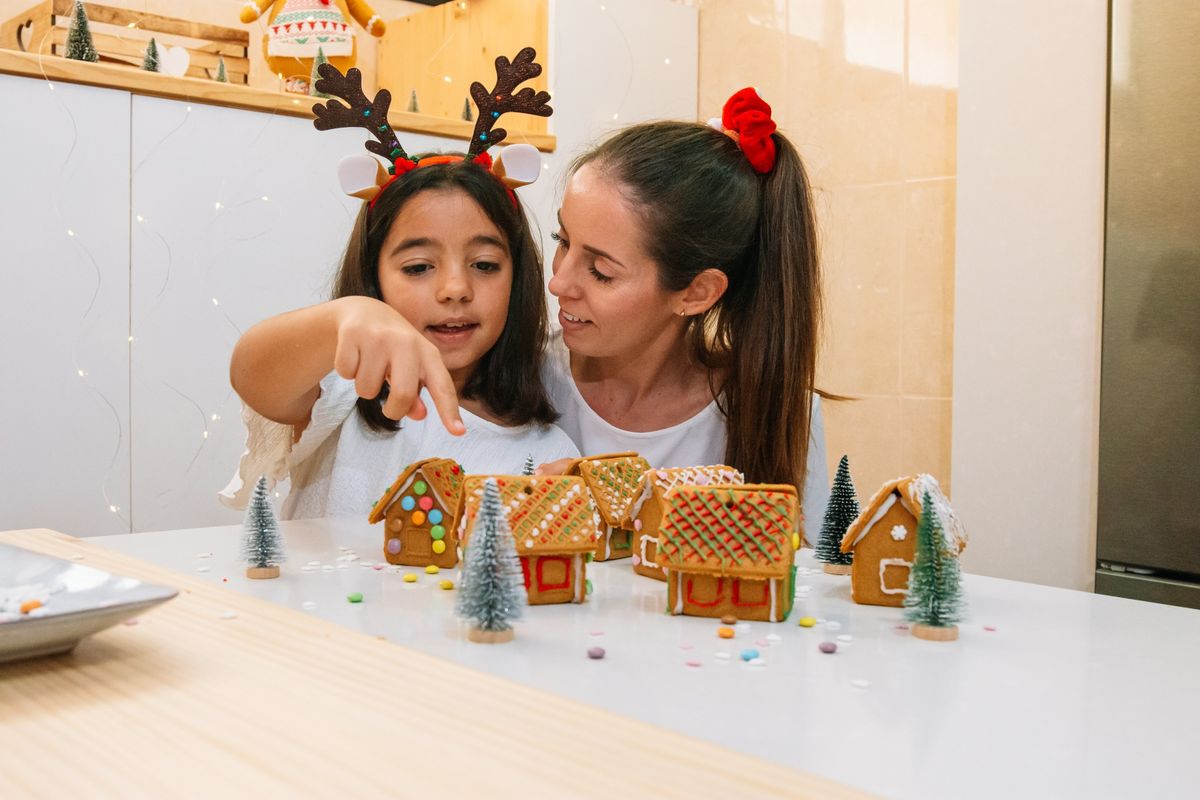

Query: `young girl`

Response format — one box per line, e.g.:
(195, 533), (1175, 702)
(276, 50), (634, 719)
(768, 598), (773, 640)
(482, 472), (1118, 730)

(220, 156), (578, 519)
(540, 88), (829, 524)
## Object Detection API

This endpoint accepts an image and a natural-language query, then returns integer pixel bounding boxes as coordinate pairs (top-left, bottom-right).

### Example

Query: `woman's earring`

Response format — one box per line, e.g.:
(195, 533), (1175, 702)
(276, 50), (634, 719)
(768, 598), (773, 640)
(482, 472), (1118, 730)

(678, 308), (687, 317)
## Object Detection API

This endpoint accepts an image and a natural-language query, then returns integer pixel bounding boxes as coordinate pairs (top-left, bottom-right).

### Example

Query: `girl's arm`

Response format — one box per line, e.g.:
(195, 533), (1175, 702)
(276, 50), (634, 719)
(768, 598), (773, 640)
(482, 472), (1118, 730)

(229, 296), (465, 435)
(239, 0), (273, 24)
(345, 0), (387, 36)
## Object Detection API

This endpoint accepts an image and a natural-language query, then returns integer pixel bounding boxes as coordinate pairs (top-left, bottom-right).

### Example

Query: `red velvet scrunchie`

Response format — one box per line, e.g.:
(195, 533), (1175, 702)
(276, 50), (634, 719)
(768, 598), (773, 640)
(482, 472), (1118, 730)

(721, 87), (777, 174)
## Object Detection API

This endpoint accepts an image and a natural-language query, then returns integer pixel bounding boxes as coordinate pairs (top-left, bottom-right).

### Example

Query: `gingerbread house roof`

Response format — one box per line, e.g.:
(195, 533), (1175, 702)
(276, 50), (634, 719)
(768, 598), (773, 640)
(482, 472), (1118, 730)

(566, 452), (651, 526)
(839, 473), (967, 553)
(455, 475), (601, 555)
(657, 484), (798, 579)
(368, 457), (464, 524)
(625, 464), (745, 525)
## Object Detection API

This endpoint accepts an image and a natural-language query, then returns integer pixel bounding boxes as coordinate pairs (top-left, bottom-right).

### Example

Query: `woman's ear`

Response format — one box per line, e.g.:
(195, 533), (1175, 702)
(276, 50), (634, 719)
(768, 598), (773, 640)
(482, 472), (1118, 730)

(676, 268), (730, 317)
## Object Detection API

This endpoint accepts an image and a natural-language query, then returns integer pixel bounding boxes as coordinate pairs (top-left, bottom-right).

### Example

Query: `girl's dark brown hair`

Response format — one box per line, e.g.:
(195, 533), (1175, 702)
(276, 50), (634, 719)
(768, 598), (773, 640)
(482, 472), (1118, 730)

(572, 121), (821, 490)
(332, 159), (557, 431)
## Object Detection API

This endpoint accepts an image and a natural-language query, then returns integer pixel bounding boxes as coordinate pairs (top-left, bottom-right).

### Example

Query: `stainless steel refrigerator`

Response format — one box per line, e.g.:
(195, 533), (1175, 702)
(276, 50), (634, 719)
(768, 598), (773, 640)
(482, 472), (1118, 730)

(1097, 0), (1200, 609)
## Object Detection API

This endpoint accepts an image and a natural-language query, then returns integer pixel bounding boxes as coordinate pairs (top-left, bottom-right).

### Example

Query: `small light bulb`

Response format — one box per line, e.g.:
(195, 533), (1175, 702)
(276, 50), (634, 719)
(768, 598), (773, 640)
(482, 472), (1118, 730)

(214, 201), (222, 209)
(612, 112), (619, 120)
(211, 413), (221, 421)
(212, 297), (220, 306)
(600, 4), (607, 10)
(128, 336), (134, 343)
(261, 196), (269, 202)
(77, 369), (86, 377)
(67, 229), (75, 237)
(664, 58), (671, 65)
(186, 105), (192, 112)
(202, 430), (209, 439)
(443, 75), (452, 83)
(136, 214), (144, 222)
(110, 504), (119, 513)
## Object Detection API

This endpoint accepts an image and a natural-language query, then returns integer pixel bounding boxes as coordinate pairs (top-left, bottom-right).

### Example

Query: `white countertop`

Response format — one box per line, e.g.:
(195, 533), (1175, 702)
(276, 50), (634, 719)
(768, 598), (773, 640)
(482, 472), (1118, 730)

(96, 517), (1200, 800)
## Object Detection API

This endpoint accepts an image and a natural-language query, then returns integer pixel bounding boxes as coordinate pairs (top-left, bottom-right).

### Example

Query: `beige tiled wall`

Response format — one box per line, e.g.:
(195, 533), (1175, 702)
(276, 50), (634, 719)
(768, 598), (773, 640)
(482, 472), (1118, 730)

(695, 0), (958, 498)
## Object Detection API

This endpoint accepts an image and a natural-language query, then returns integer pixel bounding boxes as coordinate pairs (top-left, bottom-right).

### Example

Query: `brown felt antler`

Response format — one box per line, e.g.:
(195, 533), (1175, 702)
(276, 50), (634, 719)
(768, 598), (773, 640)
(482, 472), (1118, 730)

(312, 64), (412, 170)
(465, 47), (553, 160)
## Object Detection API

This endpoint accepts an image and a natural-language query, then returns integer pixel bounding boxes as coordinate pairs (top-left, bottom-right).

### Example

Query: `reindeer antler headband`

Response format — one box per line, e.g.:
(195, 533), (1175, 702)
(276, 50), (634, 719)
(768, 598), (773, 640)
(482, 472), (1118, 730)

(312, 47), (553, 206)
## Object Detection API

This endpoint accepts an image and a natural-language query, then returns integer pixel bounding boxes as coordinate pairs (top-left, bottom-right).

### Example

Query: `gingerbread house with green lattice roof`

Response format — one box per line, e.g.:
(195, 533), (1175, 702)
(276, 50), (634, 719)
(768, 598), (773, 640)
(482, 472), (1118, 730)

(453, 474), (601, 604)
(370, 457), (464, 568)
(625, 465), (744, 581)
(565, 452), (650, 561)
(657, 483), (800, 622)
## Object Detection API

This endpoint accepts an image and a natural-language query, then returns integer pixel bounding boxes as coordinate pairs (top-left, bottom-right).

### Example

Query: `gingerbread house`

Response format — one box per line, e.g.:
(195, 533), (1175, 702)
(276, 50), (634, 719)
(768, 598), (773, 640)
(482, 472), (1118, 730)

(625, 465), (744, 580)
(369, 458), (464, 568)
(565, 452), (650, 561)
(454, 475), (600, 605)
(839, 474), (967, 607)
(656, 483), (800, 622)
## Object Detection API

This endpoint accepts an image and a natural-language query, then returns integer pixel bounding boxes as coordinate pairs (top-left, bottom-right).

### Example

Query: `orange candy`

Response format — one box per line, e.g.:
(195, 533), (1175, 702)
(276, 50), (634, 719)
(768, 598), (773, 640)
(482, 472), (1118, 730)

(717, 626), (735, 639)
(20, 599), (43, 614)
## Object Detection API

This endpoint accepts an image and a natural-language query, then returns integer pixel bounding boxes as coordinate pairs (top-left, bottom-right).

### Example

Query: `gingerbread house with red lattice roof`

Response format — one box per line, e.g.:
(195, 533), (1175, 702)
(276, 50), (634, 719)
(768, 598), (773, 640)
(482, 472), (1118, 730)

(369, 458), (464, 569)
(624, 465), (744, 581)
(839, 473), (966, 607)
(656, 483), (800, 622)
(453, 475), (601, 604)
(565, 452), (650, 562)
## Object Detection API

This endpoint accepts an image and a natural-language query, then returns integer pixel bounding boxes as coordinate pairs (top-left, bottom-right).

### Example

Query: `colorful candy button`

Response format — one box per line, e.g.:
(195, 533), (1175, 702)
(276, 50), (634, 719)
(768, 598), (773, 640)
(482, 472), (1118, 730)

(400, 496), (415, 511)
(425, 565), (440, 575)
(439, 580), (454, 590)
(792, 533), (801, 550)
(411, 511), (426, 526)
(386, 538), (401, 555)
(413, 481), (428, 495)
(798, 616), (817, 628)
(418, 496), (434, 511)
(403, 574), (418, 583)
(717, 626), (735, 639)
(430, 525), (446, 540)
(428, 509), (443, 525)
(346, 592), (363, 603)
(432, 540), (447, 555)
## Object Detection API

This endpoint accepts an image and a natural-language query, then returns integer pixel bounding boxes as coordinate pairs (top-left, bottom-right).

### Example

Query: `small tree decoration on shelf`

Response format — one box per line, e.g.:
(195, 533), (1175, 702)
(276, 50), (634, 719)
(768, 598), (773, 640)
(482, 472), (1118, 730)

(461, 96), (474, 121)
(406, 88), (420, 113)
(522, 454), (535, 476)
(243, 476), (285, 579)
(457, 478), (525, 643)
(215, 55), (228, 83)
(904, 490), (965, 641)
(309, 47), (329, 98)
(65, 1), (99, 63)
(816, 454), (859, 574)
(141, 38), (160, 72)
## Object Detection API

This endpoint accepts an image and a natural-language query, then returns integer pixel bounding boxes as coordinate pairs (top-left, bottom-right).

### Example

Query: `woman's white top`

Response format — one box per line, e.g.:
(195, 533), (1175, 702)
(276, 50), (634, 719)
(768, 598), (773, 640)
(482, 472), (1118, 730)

(219, 371), (579, 520)
(540, 331), (830, 528)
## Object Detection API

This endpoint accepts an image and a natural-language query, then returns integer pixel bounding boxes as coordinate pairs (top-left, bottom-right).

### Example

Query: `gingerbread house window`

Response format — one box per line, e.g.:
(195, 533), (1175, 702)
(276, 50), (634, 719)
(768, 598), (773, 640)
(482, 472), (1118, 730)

(686, 576), (724, 607)
(536, 556), (572, 591)
(732, 578), (770, 608)
(880, 558), (912, 595)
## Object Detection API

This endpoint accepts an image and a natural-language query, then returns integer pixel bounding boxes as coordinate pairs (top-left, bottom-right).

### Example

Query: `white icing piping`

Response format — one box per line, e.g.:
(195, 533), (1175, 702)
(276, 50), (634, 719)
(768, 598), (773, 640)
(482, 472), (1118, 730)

(768, 578), (778, 622)
(850, 493), (897, 547)
(639, 533), (662, 574)
(574, 555), (585, 603)
(673, 572), (683, 614)
(879, 558), (913, 595)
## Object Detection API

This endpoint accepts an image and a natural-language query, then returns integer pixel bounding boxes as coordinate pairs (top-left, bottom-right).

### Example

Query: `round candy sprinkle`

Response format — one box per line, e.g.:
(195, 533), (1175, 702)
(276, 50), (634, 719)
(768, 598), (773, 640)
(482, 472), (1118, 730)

(373, 564), (385, 570)
(430, 525), (446, 540)
(748, 657), (766, 667)
(819, 641), (838, 654)
(403, 574), (417, 583)
(767, 633), (782, 642)
(439, 579), (454, 590)
(717, 626), (735, 639)
(851, 679), (871, 689)
(425, 565), (440, 575)
(428, 509), (444, 524)
(714, 652), (732, 662)
(418, 496), (434, 511)
(824, 620), (842, 631)
(413, 481), (428, 495)
(411, 510), (426, 526)
(894, 623), (910, 631)
(196, 566), (210, 573)
(983, 625), (997, 632)
(740, 648), (759, 661)
(400, 496), (415, 511)
(837, 634), (853, 643)
(587, 647), (606, 660)
(346, 592), (363, 603)
(589, 630), (604, 637)
(685, 659), (702, 668)
(721, 614), (738, 625)
(798, 616), (817, 628)
(585, 579), (593, 596)
(432, 540), (447, 555)
(792, 533), (801, 550)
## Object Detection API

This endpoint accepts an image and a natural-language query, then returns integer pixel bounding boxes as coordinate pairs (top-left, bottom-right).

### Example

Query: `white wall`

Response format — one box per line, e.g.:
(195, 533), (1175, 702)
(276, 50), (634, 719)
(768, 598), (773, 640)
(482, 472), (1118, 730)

(952, 0), (1108, 590)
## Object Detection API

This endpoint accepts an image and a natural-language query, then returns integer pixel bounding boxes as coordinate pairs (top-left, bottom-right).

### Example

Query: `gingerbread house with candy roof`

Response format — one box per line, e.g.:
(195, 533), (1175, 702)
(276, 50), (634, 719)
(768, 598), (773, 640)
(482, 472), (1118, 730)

(454, 475), (601, 604)
(370, 458), (464, 569)
(625, 465), (744, 580)
(657, 483), (801, 622)
(839, 473), (967, 607)
(565, 452), (650, 561)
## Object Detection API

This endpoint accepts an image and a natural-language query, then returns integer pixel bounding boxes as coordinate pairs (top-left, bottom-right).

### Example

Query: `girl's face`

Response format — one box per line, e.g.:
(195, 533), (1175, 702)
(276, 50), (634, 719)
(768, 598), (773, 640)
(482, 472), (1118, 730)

(548, 164), (681, 358)
(378, 188), (512, 384)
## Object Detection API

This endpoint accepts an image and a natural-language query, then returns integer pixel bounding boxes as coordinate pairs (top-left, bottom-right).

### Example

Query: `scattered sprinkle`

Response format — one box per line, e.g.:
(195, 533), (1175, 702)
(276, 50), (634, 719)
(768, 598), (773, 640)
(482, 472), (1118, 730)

(717, 626), (735, 639)
(837, 634), (853, 643)
(766, 633), (782, 642)
(337, 563), (350, 570)
(748, 657), (766, 667)
(19, 599), (43, 615)
(196, 566), (210, 573)
(756, 638), (771, 647)
(322, 565), (334, 572)
(740, 648), (759, 661)
(798, 616), (817, 628)
(219, 611), (238, 620)
(302, 565), (317, 573)
(374, 564), (385, 571)
(439, 580), (454, 590)
(307, 561), (321, 567)
(720, 614), (738, 625)
(685, 659), (702, 668)
(425, 565), (440, 575)
(403, 574), (417, 583)
(346, 592), (363, 603)
(197, 552), (213, 559)
(589, 630), (604, 637)
(983, 625), (997, 632)
(823, 621), (842, 631)
(819, 641), (837, 654)
(587, 647), (606, 660)
(122, 617), (138, 626)
(894, 624), (910, 631)
(851, 679), (871, 689)
(796, 584), (812, 593)
(735, 622), (751, 632)
(222, 578), (228, 583)
(714, 652), (732, 661)
(302, 601), (317, 611)
(360, 561), (374, 568)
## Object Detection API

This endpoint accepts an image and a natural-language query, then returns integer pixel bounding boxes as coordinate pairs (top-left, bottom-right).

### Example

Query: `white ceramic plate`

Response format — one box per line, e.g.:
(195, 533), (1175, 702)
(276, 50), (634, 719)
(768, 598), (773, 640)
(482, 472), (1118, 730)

(0, 543), (177, 663)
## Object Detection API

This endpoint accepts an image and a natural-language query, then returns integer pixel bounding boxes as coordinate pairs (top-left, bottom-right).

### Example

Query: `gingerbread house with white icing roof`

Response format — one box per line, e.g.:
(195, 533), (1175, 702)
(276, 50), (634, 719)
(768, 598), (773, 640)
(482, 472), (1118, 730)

(453, 475), (601, 605)
(625, 465), (744, 580)
(839, 473), (967, 607)
(369, 458), (464, 569)
(565, 452), (650, 561)
(657, 483), (800, 622)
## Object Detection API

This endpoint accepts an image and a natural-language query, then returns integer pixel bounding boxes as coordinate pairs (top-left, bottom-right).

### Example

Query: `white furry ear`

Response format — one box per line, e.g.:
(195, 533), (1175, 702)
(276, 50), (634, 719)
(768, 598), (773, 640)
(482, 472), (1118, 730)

(337, 155), (389, 201)
(492, 143), (541, 189)
(706, 117), (724, 132)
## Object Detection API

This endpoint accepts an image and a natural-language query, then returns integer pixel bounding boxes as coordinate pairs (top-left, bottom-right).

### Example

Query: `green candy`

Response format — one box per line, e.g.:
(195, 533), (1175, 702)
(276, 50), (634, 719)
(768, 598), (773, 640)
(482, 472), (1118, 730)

(346, 592), (363, 603)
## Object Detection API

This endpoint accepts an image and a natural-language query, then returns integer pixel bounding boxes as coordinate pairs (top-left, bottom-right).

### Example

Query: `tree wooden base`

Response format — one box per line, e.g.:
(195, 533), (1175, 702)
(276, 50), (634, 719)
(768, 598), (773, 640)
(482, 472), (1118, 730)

(468, 626), (515, 644)
(911, 623), (958, 641)
(823, 563), (853, 576)
(246, 565), (280, 580)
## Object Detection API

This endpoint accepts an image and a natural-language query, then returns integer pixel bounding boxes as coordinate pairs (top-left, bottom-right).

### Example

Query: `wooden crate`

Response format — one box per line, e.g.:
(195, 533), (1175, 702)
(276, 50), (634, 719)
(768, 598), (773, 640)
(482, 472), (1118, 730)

(378, 0), (548, 135)
(1, 0), (249, 84)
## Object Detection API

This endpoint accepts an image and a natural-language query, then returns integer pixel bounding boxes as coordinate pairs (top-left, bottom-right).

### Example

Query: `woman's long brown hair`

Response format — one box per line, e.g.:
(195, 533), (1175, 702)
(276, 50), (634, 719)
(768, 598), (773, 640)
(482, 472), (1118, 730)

(572, 122), (821, 490)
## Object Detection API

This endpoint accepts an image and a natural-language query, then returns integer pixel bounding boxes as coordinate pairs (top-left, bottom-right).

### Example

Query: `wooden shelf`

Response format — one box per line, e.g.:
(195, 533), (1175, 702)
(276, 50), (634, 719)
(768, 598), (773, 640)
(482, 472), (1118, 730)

(0, 48), (556, 152)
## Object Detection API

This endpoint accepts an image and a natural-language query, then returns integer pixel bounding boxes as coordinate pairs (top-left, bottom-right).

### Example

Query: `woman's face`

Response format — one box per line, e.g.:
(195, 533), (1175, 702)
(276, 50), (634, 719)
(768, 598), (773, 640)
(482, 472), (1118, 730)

(377, 187), (512, 383)
(548, 163), (681, 358)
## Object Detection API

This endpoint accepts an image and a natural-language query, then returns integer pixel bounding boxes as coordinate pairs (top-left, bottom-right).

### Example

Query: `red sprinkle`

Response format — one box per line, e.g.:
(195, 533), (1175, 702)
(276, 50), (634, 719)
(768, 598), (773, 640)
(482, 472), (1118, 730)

(983, 625), (997, 632)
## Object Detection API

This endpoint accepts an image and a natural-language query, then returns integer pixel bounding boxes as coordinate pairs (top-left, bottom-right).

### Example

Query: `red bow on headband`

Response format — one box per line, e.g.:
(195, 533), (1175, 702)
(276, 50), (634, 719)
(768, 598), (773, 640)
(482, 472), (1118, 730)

(722, 88), (777, 174)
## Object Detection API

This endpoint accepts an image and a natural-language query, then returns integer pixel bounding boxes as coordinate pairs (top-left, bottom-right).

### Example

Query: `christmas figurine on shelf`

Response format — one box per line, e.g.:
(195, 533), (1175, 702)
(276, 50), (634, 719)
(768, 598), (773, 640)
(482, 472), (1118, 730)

(65, 1), (99, 62)
(406, 88), (419, 113)
(904, 490), (965, 641)
(522, 454), (535, 476)
(816, 454), (859, 575)
(239, 0), (386, 94)
(243, 476), (285, 579)
(456, 478), (525, 643)
(141, 38), (160, 72)
(461, 97), (474, 121)
(215, 55), (229, 83)
(309, 47), (330, 97)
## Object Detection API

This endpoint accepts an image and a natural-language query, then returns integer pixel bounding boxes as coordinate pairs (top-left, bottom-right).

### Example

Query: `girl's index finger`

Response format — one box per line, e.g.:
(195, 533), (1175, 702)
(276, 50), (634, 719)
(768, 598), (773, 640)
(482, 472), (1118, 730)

(421, 356), (466, 436)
